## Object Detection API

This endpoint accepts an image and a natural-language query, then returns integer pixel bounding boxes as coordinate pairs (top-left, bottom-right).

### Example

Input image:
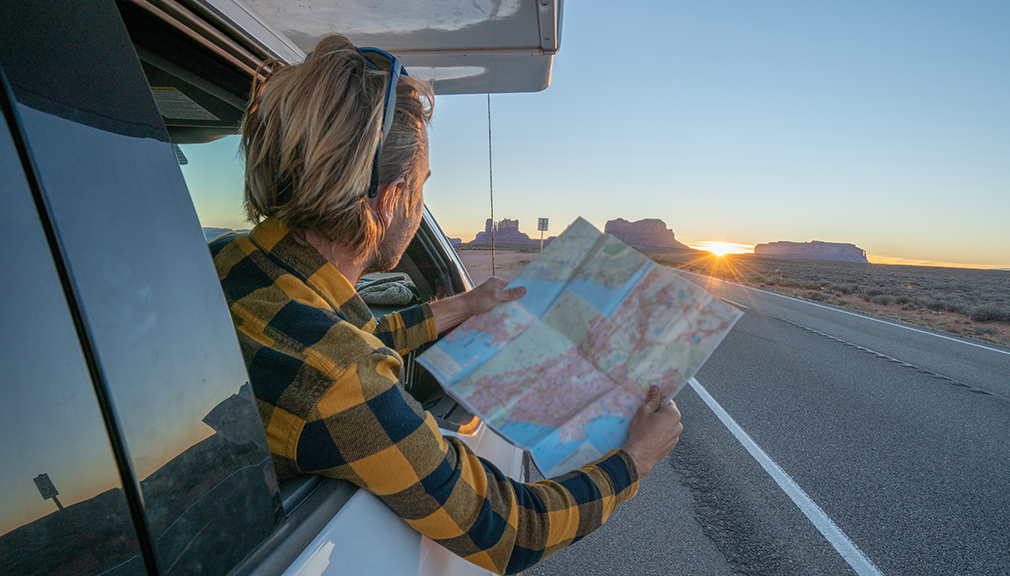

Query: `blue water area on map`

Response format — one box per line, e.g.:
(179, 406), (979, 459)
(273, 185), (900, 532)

(566, 261), (652, 316)
(581, 416), (632, 453)
(437, 330), (503, 382)
(507, 276), (566, 317)
(498, 421), (556, 447)
(501, 416), (633, 475)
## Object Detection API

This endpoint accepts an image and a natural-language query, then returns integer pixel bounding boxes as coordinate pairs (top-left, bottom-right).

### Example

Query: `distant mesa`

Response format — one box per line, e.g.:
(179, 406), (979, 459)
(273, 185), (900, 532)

(604, 218), (692, 251)
(469, 218), (540, 244)
(203, 227), (249, 241)
(467, 217), (691, 250)
(203, 227), (235, 241)
(754, 240), (868, 263)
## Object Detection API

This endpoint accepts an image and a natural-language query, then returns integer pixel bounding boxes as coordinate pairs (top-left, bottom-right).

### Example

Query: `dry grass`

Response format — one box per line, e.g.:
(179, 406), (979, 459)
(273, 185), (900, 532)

(642, 250), (1010, 347)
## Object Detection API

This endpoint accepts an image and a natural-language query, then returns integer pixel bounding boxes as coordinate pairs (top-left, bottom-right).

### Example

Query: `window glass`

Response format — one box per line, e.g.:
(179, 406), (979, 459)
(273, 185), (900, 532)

(17, 104), (281, 576)
(0, 107), (145, 576)
(178, 135), (247, 238)
(178, 136), (440, 297)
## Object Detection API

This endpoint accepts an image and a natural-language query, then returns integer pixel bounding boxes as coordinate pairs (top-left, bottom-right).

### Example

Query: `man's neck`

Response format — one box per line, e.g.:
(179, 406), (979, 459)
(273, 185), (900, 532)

(304, 231), (368, 286)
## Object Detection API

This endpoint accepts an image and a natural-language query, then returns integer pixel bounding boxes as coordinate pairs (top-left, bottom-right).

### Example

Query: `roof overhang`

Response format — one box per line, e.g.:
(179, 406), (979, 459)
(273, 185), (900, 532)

(199, 0), (564, 94)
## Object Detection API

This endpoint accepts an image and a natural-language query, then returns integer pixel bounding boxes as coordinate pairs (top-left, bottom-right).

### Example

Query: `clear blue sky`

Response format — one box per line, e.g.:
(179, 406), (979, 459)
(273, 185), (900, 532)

(183, 0), (1010, 269)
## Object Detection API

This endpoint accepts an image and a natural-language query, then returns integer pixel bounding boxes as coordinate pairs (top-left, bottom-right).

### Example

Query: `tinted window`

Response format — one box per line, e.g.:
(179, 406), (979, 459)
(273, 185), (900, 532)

(1, 2), (283, 567)
(17, 102), (282, 575)
(0, 101), (144, 576)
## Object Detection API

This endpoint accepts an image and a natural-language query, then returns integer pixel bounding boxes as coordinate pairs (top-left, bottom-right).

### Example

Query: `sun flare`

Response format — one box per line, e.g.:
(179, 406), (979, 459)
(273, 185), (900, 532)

(690, 241), (754, 257)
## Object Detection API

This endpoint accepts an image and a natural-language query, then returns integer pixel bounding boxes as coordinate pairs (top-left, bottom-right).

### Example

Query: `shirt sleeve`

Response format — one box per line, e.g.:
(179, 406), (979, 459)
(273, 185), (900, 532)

(371, 303), (438, 356)
(293, 349), (640, 575)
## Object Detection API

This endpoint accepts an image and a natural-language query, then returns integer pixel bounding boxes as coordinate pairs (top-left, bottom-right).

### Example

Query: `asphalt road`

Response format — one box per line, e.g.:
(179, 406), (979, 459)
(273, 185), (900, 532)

(528, 273), (1010, 576)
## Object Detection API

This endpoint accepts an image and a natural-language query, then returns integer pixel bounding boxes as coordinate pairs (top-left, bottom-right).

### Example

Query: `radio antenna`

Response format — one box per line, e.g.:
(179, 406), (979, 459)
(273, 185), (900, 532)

(484, 92), (492, 274)
(487, 93), (495, 276)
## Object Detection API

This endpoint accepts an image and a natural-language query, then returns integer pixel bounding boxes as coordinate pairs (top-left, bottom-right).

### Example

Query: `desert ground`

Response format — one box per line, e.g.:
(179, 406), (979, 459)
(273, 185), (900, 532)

(457, 247), (1010, 347)
(457, 248), (535, 285)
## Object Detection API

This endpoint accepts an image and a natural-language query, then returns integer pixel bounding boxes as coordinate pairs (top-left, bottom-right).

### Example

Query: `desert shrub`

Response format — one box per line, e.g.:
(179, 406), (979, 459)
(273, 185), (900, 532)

(968, 304), (1010, 323)
(806, 291), (829, 302)
(972, 325), (998, 336)
(902, 303), (918, 310)
(943, 299), (970, 315)
(830, 283), (859, 295)
(920, 298), (950, 311)
(895, 295), (912, 305)
(915, 298), (970, 315)
(782, 280), (823, 290)
(871, 295), (894, 305)
(860, 287), (886, 297)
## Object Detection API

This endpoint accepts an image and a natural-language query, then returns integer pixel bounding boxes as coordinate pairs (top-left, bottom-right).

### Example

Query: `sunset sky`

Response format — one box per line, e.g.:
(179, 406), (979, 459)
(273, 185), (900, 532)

(183, 0), (1009, 269)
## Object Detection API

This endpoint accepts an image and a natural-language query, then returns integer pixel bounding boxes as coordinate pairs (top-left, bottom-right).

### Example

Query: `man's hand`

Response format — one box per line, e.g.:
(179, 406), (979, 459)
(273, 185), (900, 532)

(429, 277), (526, 334)
(622, 385), (683, 478)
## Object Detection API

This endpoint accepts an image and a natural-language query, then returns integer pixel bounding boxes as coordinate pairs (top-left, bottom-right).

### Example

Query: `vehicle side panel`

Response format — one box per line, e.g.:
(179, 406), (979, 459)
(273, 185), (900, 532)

(0, 2), (282, 574)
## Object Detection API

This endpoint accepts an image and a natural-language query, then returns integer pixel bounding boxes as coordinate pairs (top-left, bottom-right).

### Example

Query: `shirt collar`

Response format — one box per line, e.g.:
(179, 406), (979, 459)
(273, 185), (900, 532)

(248, 217), (377, 330)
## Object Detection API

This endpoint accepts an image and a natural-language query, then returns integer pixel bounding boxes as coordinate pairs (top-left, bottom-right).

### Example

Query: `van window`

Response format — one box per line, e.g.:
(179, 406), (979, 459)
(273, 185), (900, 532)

(0, 105), (145, 576)
(178, 135), (248, 238)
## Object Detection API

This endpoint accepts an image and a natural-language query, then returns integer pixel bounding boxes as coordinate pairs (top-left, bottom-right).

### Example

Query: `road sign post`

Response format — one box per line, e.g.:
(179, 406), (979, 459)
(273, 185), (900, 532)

(34, 473), (104, 563)
(33, 473), (63, 510)
(538, 218), (548, 251)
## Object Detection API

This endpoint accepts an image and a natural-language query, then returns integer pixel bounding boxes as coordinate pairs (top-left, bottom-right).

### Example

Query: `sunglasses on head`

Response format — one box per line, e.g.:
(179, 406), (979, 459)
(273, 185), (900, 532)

(358, 47), (408, 198)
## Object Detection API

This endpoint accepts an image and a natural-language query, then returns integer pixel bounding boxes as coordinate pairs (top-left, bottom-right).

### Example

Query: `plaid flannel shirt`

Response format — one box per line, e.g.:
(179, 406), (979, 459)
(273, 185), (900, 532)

(210, 217), (639, 575)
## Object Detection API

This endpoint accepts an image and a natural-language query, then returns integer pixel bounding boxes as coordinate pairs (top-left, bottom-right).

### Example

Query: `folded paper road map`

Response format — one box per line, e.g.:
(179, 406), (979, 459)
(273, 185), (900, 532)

(418, 218), (742, 477)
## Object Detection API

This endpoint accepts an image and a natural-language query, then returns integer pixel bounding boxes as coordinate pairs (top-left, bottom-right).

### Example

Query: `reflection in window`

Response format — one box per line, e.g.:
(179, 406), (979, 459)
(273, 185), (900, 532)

(0, 109), (143, 576)
(141, 383), (281, 573)
(15, 104), (282, 576)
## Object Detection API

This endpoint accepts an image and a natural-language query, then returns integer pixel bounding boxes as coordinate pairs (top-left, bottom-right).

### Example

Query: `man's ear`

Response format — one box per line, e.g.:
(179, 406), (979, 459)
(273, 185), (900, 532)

(372, 176), (407, 227)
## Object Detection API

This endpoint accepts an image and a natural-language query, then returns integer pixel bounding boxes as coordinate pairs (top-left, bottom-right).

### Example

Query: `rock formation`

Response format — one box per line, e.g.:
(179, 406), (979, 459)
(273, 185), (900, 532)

(470, 218), (538, 244)
(604, 218), (692, 250)
(753, 240), (868, 263)
(203, 227), (249, 241)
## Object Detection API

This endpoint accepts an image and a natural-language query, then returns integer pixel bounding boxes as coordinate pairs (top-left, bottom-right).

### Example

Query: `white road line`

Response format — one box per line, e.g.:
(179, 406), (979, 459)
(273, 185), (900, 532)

(689, 378), (883, 576)
(721, 298), (749, 310)
(680, 270), (1010, 357)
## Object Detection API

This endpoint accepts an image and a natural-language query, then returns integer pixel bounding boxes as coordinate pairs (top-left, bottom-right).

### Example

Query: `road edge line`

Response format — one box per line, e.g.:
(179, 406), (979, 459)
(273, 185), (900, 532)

(689, 378), (883, 576)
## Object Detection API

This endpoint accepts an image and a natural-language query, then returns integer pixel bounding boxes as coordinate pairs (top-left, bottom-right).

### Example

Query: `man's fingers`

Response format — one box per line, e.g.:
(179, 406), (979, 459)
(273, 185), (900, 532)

(659, 399), (680, 413)
(504, 286), (526, 300)
(483, 276), (509, 289)
(642, 385), (662, 411)
(474, 277), (524, 303)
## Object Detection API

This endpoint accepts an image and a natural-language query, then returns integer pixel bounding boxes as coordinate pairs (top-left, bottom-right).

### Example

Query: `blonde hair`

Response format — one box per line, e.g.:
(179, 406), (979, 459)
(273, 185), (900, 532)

(241, 34), (433, 261)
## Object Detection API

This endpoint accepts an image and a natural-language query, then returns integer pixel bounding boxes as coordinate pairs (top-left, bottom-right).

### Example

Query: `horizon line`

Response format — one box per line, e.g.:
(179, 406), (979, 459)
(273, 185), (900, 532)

(443, 230), (1008, 271)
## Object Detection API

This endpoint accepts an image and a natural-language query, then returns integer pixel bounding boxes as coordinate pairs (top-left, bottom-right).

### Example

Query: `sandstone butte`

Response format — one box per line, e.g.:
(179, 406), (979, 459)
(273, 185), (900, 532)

(469, 218), (542, 244)
(467, 217), (695, 251)
(603, 218), (693, 251)
(753, 240), (868, 263)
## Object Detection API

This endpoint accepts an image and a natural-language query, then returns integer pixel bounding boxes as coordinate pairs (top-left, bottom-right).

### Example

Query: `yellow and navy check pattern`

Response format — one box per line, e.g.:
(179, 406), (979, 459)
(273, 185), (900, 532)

(211, 217), (640, 574)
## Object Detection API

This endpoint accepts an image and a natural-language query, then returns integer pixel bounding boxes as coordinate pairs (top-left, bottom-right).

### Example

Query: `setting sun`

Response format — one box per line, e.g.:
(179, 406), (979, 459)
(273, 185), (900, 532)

(688, 241), (754, 257)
